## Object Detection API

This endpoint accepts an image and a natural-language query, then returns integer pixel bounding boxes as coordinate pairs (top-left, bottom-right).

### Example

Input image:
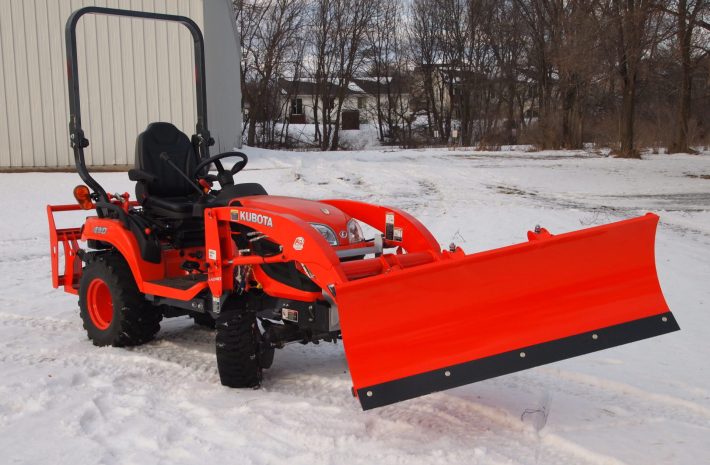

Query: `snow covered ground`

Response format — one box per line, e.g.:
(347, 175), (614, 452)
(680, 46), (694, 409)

(1, 147), (709, 465)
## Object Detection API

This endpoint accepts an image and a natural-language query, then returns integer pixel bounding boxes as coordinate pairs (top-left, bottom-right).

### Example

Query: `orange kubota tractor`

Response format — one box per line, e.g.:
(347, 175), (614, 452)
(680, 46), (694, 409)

(48, 7), (678, 410)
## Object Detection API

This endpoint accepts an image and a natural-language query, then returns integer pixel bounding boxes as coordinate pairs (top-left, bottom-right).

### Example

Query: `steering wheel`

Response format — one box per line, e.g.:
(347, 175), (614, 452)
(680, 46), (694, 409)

(193, 152), (248, 187)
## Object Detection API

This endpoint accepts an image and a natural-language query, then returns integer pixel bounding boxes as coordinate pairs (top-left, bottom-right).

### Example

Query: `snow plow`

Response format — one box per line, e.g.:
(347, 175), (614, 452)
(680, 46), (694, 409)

(48, 7), (678, 410)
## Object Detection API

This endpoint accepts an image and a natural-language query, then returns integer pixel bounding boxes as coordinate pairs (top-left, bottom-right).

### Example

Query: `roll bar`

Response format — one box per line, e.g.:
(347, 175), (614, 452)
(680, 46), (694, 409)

(65, 7), (212, 209)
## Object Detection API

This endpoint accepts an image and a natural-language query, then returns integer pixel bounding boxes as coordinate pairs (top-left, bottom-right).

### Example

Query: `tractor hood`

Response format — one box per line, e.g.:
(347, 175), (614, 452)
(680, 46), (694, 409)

(238, 195), (352, 246)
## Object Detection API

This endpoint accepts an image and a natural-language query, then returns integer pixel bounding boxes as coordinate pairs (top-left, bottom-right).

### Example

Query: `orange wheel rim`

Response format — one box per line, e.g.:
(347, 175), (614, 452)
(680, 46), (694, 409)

(87, 278), (113, 330)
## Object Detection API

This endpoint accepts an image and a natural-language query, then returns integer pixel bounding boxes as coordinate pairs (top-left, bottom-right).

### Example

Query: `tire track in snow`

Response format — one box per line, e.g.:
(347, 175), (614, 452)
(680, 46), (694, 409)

(0, 318), (219, 385)
(250, 336), (704, 464)
(0, 319), (635, 465)
(0, 312), (76, 331)
(466, 365), (710, 448)
(0, 313), (651, 465)
(0, 237), (47, 261)
(385, 395), (632, 465)
(239, 347), (623, 465)
(126, 333), (219, 380)
(484, 182), (710, 240)
(0, 237), (44, 246)
(0, 253), (47, 263)
(2, 317), (603, 465)
(277, 382), (609, 465)
(6, 315), (696, 463)
(535, 366), (710, 422)
(0, 348), (221, 386)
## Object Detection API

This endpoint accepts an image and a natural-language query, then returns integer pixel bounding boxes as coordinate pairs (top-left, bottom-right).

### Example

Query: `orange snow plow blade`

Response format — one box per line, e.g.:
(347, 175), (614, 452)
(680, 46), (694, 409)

(336, 213), (678, 409)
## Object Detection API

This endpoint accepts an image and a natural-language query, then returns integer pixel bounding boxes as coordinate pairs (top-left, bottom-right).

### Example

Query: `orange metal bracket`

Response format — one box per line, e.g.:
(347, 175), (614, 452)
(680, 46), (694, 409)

(47, 204), (84, 295)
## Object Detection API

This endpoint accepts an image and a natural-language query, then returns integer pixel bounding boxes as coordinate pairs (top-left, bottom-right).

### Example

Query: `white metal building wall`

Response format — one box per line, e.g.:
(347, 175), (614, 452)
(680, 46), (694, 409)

(0, 0), (220, 168)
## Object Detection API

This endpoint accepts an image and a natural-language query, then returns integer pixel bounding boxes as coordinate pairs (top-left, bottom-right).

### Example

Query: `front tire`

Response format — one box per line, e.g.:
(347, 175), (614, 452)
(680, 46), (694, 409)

(79, 253), (162, 347)
(216, 311), (262, 388)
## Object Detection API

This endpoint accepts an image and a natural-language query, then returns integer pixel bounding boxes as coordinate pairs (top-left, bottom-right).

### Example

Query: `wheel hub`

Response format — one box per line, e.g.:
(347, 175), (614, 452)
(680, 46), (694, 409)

(87, 278), (113, 330)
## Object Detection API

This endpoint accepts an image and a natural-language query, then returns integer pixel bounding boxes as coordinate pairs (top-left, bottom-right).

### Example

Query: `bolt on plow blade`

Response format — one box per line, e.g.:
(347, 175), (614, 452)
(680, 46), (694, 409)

(335, 213), (678, 410)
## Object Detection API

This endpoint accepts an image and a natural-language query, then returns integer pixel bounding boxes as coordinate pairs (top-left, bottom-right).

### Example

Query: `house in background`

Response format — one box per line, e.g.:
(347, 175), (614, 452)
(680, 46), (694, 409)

(279, 79), (366, 129)
(274, 69), (537, 145)
(352, 77), (412, 127)
(278, 77), (412, 131)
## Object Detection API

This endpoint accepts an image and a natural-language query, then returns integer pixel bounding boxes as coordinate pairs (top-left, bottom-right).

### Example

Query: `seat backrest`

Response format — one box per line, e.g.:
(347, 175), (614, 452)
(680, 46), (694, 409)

(135, 122), (198, 198)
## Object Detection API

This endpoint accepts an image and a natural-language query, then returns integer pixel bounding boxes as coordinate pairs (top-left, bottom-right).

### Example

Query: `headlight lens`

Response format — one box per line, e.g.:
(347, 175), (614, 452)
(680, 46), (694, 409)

(347, 219), (364, 243)
(310, 223), (339, 246)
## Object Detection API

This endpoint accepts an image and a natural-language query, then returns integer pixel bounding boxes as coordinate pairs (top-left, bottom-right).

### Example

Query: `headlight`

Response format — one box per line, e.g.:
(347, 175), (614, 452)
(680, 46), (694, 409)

(310, 223), (339, 246)
(347, 219), (364, 243)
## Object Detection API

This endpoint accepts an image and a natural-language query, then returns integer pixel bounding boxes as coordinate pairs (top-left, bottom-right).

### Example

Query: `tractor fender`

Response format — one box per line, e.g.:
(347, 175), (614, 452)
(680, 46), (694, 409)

(82, 217), (164, 290)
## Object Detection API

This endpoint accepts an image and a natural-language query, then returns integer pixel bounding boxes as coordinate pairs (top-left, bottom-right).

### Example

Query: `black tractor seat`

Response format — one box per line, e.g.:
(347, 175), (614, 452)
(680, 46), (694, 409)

(130, 122), (266, 219)
(131, 122), (201, 218)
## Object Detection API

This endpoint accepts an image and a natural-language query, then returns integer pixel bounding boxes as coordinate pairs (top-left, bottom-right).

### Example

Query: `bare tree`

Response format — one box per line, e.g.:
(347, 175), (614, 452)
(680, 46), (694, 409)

(556, 0), (604, 149)
(488, 1), (527, 145)
(598, 0), (665, 157)
(515, 0), (558, 148)
(236, 0), (269, 139)
(409, 0), (447, 142)
(308, 0), (375, 150)
(237, 0), (306, 147)
(664, 0), (709, 153)
(366, 0), (405, 143)
(309, 0), (336, 146)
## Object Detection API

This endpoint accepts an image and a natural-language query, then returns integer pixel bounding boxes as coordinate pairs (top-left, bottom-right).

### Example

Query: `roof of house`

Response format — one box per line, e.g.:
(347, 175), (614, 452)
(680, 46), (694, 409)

(351, 76), (408, 95)
(279, 78), (365, 97)
(279, 76), (408, 97)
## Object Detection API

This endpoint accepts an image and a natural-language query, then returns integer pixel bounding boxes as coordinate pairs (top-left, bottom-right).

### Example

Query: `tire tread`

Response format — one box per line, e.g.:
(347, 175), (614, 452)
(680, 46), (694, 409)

(79, 253), (161, 347)
(216, 311), (261, 388)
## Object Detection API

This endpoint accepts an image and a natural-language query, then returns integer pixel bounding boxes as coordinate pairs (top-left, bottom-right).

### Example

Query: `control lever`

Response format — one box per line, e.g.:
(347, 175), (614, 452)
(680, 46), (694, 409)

(159, 152), (205, 195)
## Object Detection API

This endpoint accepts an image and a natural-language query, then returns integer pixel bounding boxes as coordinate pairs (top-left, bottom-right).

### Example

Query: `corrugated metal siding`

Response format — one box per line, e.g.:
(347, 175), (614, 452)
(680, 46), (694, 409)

(0, 0), (203, 168)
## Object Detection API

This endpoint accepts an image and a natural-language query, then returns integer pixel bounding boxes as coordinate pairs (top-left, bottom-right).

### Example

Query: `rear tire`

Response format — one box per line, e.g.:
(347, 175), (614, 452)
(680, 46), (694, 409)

(216, 311), (261, 388)
(79, 253), (162, 347)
